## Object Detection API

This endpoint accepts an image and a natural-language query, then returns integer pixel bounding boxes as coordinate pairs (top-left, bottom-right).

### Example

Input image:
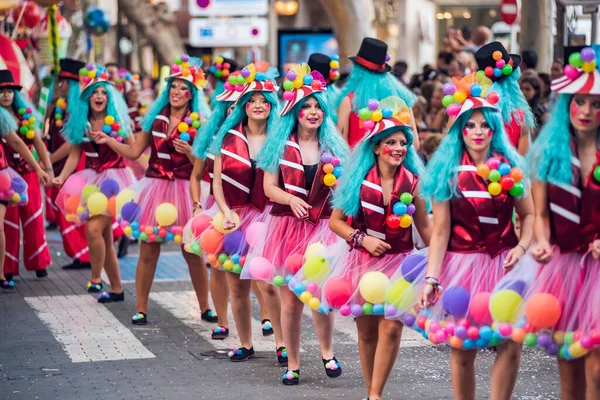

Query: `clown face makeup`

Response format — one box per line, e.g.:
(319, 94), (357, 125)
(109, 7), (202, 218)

(89, 86), (108, 113)
(462, 110), (492, 152)
(374, 130), (408, 167)
(170, 79), (191, 109)
(245, 93), (271, 122)
(569, 94), (600, 134)
(297, 97), (324, 131)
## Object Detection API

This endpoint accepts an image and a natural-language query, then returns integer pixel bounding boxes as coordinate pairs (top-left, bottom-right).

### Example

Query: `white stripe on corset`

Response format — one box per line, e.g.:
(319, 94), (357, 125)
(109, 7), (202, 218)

(221, 149), (251, 167)
(156, 115), (169, 124)
(361, 201), (385, 215)
(284, 184), (308, 195)
(571, 157), (581, 168)
(28, 242), (48, 261)
(229, 129), (248, 143)
(12, 153), (20, 159)
(553, 181), (582, 198)
(5, 252), (18, 262)
(479, 216), (499, 224)
(456, 165), (478, 173)
(3, 220), (19, 230)
(24, 207), (43, 227)
(462, 190), (492, 199)
(157, 152), (171, 160)
(366, 229), (386, 240)
(152, 131), (167, 138)
(206, 152), (215, 160)
(85, 152), (99, 158)
(361, 180), (383, 192)
(209, 173), (214, 178)
(285, 140), (300, 150)
(550, 203), (581, 224)
(221, 173), (250, 193)
(128, 107), (137, 113)
(279, 159), (304, 171)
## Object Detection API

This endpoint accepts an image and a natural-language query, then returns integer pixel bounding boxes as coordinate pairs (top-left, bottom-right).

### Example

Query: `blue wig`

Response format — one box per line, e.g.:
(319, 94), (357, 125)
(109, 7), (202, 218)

(192, 100), (232, 159)
(527, 94), (575, 184)
(258, 92), (349, 173)
(332, 126), (424, 217)
(209, 90), (280, 156)
(209, 80), (225, 106)
(0, 106), (17, 137)
(421, 107), (524, 203)
(141, 78), (203, 133)
(47, 79), (81, 116)
(491, 68), (536, 130)
(323, 85), (342, 124)
(337, 63), (417, 111)
(63, 81), (132, 144)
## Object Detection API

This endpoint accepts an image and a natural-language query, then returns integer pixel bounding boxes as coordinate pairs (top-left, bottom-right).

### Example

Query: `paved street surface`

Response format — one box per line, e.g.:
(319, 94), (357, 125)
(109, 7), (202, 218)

(0, 228), (561, 400)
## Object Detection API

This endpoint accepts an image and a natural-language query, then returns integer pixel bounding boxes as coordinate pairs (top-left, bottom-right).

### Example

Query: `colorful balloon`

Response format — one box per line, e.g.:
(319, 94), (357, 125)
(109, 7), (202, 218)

(359, 271), (389, 304)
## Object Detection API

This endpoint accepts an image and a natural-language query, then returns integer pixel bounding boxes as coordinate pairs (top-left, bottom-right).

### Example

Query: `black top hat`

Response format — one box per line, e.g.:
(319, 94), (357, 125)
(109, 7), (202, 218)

(59, 58), (86, 81)
(308, 53), (332, 81)
(223, 57), (238, 73)
(475, 41), (522, 82)
(0, 70), (22, 91)
(349, 37), (391, 73)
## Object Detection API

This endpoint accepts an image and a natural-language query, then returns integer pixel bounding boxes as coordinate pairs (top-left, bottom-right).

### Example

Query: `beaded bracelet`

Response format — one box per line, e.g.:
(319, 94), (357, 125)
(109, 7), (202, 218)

(348, 229), (366, 249)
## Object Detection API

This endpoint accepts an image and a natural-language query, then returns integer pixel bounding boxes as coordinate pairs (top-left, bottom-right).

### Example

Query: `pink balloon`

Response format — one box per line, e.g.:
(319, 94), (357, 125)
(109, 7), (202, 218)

(306, 282), (319, 294)
(284, 253), (304, 274)
(191, 214), (212, 237)
(245, 222), (266, 247)
(283, 91), (294, 101)
(248, 256), (272, 280)
(0, 174), (11, 192)
(63, 175), (87, 195)
(564, 65), (579, 80)
(469, 292), (492, 325)
(339, 304), (351, 317)
(446, 103), (461, 117)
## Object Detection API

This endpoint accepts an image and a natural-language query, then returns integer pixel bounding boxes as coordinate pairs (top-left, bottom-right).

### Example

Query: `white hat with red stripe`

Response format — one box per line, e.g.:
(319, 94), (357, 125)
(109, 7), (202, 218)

(165, 54), (207, 89)
(78, 63), (112, 96)
(280, 63), (327, 116)
(442, 72), (499, 118)
(228, 62), (279, 101)
(357, 96), (413, 144)
(215, 70), (245, 102)
(551, 46), (600, 95)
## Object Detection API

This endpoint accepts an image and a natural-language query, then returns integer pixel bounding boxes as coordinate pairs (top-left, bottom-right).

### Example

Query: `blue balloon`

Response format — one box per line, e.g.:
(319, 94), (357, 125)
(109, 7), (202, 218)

(372, 304), (384, 315)
(166, 232), (174, 241)
(493, 68), (502, 77)
(393, 202), (407, 216)
(479, 326), (493, 340)
(476, 338), (489, 348)
(498, 163), (511, 176)
(442, 286), (471, 317)
(303, 75), (313, 85)
(381, 107), (393, 119)
(179, 132), (190, 142)
(132, 230), (140, 239)
(293, 283), (305, 295)
(463, 339), (476, 350)
(285, 274), (294, 285)
(102, 124), (112, 134)
(231, 254), (241, 264)
(130, 221), (139, 230)
(153, 226), (159, 234)
(333, 166), (343, 178)
(470, 84), (482, 97)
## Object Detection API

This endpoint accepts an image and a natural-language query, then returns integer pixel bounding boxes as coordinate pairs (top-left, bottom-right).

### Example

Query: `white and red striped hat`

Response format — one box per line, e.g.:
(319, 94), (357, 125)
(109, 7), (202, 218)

(280, 64), (327, 116)
(357, 96), (412, 143)
(231, 62), (279, 101)
(443, 72), (499, 118)
(551, 46), (600, 95)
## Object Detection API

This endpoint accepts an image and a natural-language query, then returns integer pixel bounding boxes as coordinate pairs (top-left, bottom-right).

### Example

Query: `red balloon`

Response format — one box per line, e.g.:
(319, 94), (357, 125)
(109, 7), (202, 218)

(0, 174), (11, 192)
(386, 215), (400, 229)
(323, 276), (353, 308)
(468, 292), (492, 325)
(487, 92), (500, 105)
(525, 293), (561, 329)
(199, 228), (224, 254)
(500, 176), (515, 191)
(191, 214), (212, 237)
(12, 2), (42, 29)
(284, 253), (304, 274)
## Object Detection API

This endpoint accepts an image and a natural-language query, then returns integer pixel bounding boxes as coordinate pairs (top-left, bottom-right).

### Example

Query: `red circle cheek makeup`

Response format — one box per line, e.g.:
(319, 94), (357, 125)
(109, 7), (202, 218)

(298, 110), (305, 119)
(382, 144), (393, 154)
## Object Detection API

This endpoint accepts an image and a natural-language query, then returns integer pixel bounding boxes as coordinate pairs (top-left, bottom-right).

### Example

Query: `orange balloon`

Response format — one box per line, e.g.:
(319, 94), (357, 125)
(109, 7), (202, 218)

(107, 196), (116, 217)
(199, 228), (224, 254)
(525, 293), (562, 329)
(477, 164), (490, 179)
(207, 253), (217, 265)
(449, 336), (463, 349)
(512, 328), (526, 343)
(323, 163), (334, 174)
(510, 167), (523, 182)
(65, 195), (81, 214)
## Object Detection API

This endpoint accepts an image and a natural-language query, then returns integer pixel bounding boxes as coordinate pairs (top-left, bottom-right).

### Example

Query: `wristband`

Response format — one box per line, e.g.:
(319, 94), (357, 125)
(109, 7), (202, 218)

(44, 168), (53, 173)
(193, 201), (202, 210)
(517, 244), (526, 253)
(348, 229), (366, 249)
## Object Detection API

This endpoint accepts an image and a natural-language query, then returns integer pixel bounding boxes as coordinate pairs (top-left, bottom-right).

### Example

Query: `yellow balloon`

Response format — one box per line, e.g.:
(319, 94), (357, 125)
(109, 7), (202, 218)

(124, 226), (133, 236)
(87, 192), (108, 216)
(323, 173), (336, 187)
(385, 278), (416, 310)
(212, 211), (240, 234)
(76, 206), (85, 215)
(303, 256), (330, 283)
(399, 215), (413, 228)
(65, 213), (76, 222)
(293, 78), (303, 89)
(359, 271), (389, 304)
(116, 188), (137, 215)
(583, 61), (596, 73)
(330, 60), (339, 69)
(490, 289), (523, 323)
(82, 184), (100, 202)
(553, 331), (565, 344)
(453, 90), (467, 103)
(304, 242), (325, 259)
(569, 342), (588, 358)
(10, 192), (20, 203)
(223, 260), (234, 271)
(155, 202), (178, 226)
(104, 115), (115, 125)
(174, 234), (183, 244)
(308, 297), (321, 310)
(371, 110), (383, 122)
(26, 130), (35, 140)
(215, 57), (224, 64)
(488, 182), (502, 196)
(178, 122), (189, 132)
(184, 243), (192, 253)
(300, 291), (312, 303)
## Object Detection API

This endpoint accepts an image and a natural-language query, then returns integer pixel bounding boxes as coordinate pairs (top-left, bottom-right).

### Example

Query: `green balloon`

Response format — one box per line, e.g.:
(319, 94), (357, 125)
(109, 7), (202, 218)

(489, 334), (501, 347)
(79, 67), (88, 76)
(191, 242), (201, 255)
(283, 80), (294, 91)
(192, 120), (201, 129)
(232, 264), (243, 274)
(400, 192), (413, 205)
(19, 126), (28, 134)
(273, 275), (285, 287)
(569, 52), (583, 68)
(502, 64), (513, 75)
(488, 170), (501, 183)
(218, 253), (228, 264)
(594, 166), (600, 182)
(442, 95), (455, 107)
(236, 76), (246, 85)
(215, 70), (222, 78)
(140, 232), (148, 241)
(362, 303), (373, 315)
(156, 235), (164, 243)
(524, 333), (537, 347)
(228, 76), (237, 85)
(358, 108), (372, 120)
(564, 332), (574, 345)
(18, 108), (26, 115)
(174, 56), (182, 65)
(475, 70), (486, 81)
(509, 182), (525, 197)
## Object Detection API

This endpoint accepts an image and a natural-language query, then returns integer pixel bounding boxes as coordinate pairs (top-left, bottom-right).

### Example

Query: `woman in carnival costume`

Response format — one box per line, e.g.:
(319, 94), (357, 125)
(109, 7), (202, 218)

(337, 37), (418, 149)
(44, 58), (91, 270)
(0, 70), (53, 280)
(188, 62), (286, 359)
(0, 80), (50, 288)
(292, 96), (430, 397)
(475, 42), (535, 155)
(415, 73), (534, 400)
(247, 64), (349, 385)
(491, 46), (600, 400)
(52, 64), (135, 301)
(90, 55), (218, 325)
(307, 53), (342, 123)
(120, 71), (149, 180)
(207, 56), (238, 107)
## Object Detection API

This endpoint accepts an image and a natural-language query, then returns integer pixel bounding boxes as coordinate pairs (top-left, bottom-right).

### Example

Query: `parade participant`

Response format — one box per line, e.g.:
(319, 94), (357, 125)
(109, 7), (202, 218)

(52, 64), (134, 302)
(190, 62), (285, 361)
(0, 70), (53, 280)
(43, 58), (91, 270)
(307, 53), (341, 123)
(0, 93), (50, 288)
(475, 42), (536, 155)
(337, 38), (418, 149)
(207, 56), (238, 106)
(495, 46), (600, 400)
(122, 71), (149, 180)
(249, 64), (349, 385)
(91, 55), (217, 325)
(417, 73), (534, 400)
(291, 95), (430, 397)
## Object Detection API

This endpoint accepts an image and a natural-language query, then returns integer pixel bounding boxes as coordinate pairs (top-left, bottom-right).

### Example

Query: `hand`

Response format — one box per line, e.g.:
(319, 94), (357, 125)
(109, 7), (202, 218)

(531, 240), (553, 264)
(420, 283), (437, 309)
(503, 245), (525, 270)
(222, 208), (237, 230)
(173, 139), (192, 156)
(45, 169), (55, 182)
(288, 195), (312, 219)
(37, 169), (50, 186)
(590, 239), (600, 260)
(89, 131), (110, 144)
(362, 235), (392, 257)
(52, 176), (64, 187)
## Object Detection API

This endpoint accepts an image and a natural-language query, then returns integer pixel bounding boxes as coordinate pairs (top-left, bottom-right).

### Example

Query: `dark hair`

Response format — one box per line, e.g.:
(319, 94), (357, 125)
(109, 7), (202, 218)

(461, 26), (472, 41)
(521, 49), (538, 70)
(437, 51), (454, 65)
(422, 133), (443, 156)
(105, 62), (119, 69)
(394, 61), (408, 75)
(537, 73), (551, 99)
(521, 76), (546, 129)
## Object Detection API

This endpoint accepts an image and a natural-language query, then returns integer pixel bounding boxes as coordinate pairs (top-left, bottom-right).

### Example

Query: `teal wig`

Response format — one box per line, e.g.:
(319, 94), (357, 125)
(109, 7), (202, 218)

(491, 68), (536, 130)
(337, 63), (417, 111)
(421, 107), (524, 203)
(324, 85), (342, 124)
(47, 78), (81, 116)
(192, 100), (232, 159)
(258, 92), (349, 173)
(63, 81), (131, 144)
(209, 90), (280, 156)
(209, 79), (225, 106)
(332, 126), (424, 217)
(0, 90), (42, 136)
(141, 78), (204, 133)
(0, 105), (17, 137)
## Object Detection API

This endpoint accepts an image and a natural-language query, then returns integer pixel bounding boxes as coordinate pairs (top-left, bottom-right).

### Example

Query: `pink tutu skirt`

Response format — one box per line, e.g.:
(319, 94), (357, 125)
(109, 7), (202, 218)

(492, 246), (600, 359)
(239, 216), (338, 286)
(0, 167), (28, 206)
(119, 177), (192, 243)
(289, 238), (416, 315)
(184, 204), (272, 274)
(57, 167), (135, 224)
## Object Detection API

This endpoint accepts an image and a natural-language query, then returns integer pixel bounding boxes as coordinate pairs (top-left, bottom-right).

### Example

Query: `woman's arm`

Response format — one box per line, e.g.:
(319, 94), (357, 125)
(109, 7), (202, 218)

(31, 133), (53, 176)
(90, 130), (149, 160)
(412, 187), (432, 246)
(50, 142), (70, 165)
(329, 208), (391, 256)
(517, 126), (530, 156)
(173, 138), (195, 164)
(5, 132), (49, 184)
(503, 189), (535, 268)
(190, 157), (206, 215)
(336, 96), (351, 142)
(52, 144), (82, 185)
(264, 170), (311, 218)
(530, 179), (553, 263)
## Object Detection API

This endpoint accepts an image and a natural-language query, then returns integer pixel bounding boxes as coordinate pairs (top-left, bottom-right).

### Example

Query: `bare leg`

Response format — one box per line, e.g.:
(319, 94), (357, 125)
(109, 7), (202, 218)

(135, 241), (161, 313)
(355, 316), (380, 395)
(490, 340), (522, 400)
(86, 216), (109, 283)
(226, 272), (253, 349)
(450, 347), (478, 400)
(253, 280), (269, 321)
(0, 205), (7, 279)
(182, 249), (211, 312)
(256, 280), (284, 348)
(558, 358), (586, 400)
(279, 286), (304, 370)
(210, 267), (229, 328)
(312, 310), (334, 360)
(585, 349), (600, 400)
(369, 319), (403, 399)
(101, 217), (123, 293)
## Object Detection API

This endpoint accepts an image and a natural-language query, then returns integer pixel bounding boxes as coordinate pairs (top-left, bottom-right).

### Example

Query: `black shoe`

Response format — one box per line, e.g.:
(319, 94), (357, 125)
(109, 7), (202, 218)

(229, 347), (255, 362)
(262, 319), (274, 336)
(132, 312), (147, 325)
(46, 222), (58, 230)
(282, 369), (299, 385)
(201, 309), (218, 323)
(0, 279), (15, 289)
(62, 260), (91, 270)
(98, 291), (125, 303)
(36, 269), (48, 278)
(323, 357), (342, 378)
(117, 236), (130, 258)
(211, 326), (229, 340)
(87, 281), (103, 293)
(277, 346), (288, 366)
(4, 273), (13, 281)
